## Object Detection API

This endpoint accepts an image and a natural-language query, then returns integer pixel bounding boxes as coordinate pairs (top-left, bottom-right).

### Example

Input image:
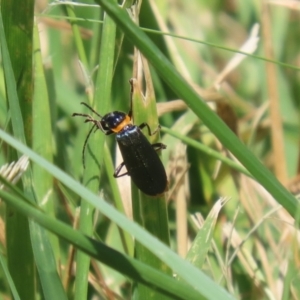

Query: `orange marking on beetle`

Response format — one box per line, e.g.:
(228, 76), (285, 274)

(111, 115), (131, 133)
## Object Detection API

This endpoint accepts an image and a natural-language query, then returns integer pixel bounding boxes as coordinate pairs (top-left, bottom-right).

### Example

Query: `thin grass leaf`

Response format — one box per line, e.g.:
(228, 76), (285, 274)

(94, 0), (297, 219)
(0, 7), (67, 300)
(161, 126), (252, 178)
(0, 4), (35, 299)
(0, 253), (20, 300)
(186, 199), (227, 269)
(0, 188), (205, 300)
(103, 143), (133, 255)
(70, 2), (119, 299)
(130, 49), (171, 299)
(0, 129), (235, 300)
(32, 21), (68, 300)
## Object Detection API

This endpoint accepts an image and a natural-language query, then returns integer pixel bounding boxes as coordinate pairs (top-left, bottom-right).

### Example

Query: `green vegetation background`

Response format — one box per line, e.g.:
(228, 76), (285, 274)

(0, 0), (299, 299)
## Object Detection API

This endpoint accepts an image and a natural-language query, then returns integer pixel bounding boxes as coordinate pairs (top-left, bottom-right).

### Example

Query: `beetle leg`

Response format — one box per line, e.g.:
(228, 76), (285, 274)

(114, 162), (129, 178)
(151, 142), (167, 151)
(139, 122), (161, 136)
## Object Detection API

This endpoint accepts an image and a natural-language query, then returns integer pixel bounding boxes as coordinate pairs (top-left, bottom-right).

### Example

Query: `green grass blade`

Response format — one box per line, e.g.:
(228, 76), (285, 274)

(69, 9), (98, 300)
(94, 0), (297, 218)
(0, 252), (20, 300)
(186, 199), (226, 269)
(140, 27), (300, 71)
(32, 23), (67, 300)
(0, 188), (205, 300)
(161, 126), (252, 177)
(0, 128), (235, 300)
(71, 3), (118, 299)
(130, 71), (171, 299)
(0, 4), (35, 299)
(103, 143), (133, 255)
(30, 222), (67, 300)
(0, 8), (67, 300)
(0, 9), (26, 145)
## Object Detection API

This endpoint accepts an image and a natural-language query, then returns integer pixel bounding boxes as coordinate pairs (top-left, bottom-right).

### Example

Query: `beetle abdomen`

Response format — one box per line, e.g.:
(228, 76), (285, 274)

(116, 125), (167, 196)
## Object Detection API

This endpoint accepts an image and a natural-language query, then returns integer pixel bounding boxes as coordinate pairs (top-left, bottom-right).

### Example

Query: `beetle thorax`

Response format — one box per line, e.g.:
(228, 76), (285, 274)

(101, 111), (132, 133)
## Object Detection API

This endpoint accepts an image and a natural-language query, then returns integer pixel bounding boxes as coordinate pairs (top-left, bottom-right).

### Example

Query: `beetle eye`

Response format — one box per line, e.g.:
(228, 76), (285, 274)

(101, 122), (109, 130)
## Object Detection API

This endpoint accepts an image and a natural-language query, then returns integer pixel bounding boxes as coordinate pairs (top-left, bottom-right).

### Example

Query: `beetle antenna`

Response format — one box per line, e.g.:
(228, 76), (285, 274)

(73, 104), (104, 168)
(81, 123), (97, 168)
(80, 102), (103, 118)
(128, 79), (134, 119)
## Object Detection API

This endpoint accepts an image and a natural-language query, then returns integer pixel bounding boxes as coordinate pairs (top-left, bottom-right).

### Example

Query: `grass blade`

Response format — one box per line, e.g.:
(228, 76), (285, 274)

(0, 187), (205, 300)
(0, 128), (234, 300)
(95, 0), (297, 218)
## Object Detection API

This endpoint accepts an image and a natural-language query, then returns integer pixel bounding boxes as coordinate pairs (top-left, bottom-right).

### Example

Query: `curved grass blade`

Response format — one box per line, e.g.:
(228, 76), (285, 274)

(0, 129), (234, 300)
(94, 0), (297, 219)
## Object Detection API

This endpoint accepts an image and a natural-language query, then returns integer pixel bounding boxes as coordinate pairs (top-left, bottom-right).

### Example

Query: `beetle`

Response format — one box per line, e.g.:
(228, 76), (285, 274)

(72, 80), (168, 196)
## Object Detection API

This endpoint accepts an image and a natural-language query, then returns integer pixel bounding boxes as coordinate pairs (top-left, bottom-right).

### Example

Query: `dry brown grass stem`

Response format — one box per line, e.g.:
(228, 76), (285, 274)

(261, 1), (287, 184)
